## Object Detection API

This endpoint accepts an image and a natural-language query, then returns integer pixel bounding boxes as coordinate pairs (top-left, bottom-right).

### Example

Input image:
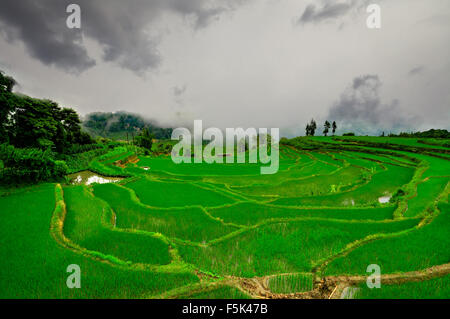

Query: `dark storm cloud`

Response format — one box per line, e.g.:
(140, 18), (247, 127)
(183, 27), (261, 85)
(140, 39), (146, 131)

(167, 0), (229, 29)
(0, 0), (245, 74)
(0, 1), (95, 73)
(297, 0), (370, 25)
(408, 66), (425, 76)
(328, 75), (417, 135)
(299, 3), (351, 24)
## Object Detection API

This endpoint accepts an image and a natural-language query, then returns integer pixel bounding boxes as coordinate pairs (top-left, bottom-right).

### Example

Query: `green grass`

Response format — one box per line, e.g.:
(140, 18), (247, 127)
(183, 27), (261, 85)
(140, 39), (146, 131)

(63, 186), (171, 265)
(93, 183), (239, 242)
(272, 163), (414, 207)
(404, 177), (448, 217)
(356, 275), (450, 299)
(200, 155), (321, 187)
(137, 157), (263, 176)
(0, 184), (198, 298)
(126, 177), (236, 208)
(332, 136), (450, 150)
(325, 202), (450, 275)
(407, 154), (450, 177)
(209, 202), (397, 225)
(268, 273), (314, 294)
(234, 165), (365, 197)
(178, 218), (420, 277)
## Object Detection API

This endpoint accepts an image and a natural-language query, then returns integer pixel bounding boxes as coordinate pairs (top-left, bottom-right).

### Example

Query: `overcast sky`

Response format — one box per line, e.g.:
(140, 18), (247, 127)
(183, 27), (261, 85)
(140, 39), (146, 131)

(0, 0), (449, 136)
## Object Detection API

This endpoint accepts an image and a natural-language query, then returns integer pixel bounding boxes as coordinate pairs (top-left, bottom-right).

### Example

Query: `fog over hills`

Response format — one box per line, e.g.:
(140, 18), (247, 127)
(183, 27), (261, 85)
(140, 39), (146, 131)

(1, 0), (449, 136)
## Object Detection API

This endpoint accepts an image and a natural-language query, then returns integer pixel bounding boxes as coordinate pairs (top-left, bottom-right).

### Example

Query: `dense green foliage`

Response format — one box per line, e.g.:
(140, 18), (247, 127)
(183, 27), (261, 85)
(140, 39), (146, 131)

(83, 111), (172, 140)
(389, 129), (450, 139)
(0, 144), (68, 183)
(0, 71), (95, 183)
(134, 127), (154, 151)
(0, 72), (92, 150)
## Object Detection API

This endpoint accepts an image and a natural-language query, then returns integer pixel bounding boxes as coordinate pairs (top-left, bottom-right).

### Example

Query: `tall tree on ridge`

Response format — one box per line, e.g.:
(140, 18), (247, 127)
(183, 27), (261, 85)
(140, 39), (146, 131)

(323, 120), (331, 136)
(309, 119), (317, 136)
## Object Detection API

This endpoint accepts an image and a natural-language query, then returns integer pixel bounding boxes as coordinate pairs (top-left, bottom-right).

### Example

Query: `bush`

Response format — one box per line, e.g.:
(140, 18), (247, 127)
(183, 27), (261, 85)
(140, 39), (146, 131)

(64, 143), (103, 155)
(0, 144), (68, 183)
(343, 132), (355, 136)
(390, 188), (406, 203)
(54, 160), (69, 177)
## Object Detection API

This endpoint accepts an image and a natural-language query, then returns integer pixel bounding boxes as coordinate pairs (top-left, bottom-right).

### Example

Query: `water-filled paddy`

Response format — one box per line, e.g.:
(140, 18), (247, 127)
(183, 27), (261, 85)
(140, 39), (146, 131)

(67, 170), (123, 185)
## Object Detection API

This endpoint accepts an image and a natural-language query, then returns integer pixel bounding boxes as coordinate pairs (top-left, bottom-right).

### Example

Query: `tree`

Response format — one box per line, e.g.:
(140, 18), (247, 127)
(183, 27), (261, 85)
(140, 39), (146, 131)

(0, 71), (18, 143)
(309, 119), (317, 136)
(0, 71), (16, 92)
(135, 128), (154, 150)
(305, 124), (311, 136)
(332, 121), (337, 136)
(323, 121), (331, 136)
(1, 70), (93, 152)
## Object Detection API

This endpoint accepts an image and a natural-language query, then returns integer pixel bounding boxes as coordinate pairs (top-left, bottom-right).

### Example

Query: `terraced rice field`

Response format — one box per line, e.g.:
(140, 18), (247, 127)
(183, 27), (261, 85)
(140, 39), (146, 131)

(0, 137), (449, 299)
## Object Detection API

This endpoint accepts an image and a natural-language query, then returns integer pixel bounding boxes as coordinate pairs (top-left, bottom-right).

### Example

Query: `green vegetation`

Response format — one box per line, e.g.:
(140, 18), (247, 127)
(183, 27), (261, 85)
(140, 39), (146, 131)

(357, 275), (450, 299)
(63, 186), (171, 265)
(1, 130), (448, 299)
(178, 218), (420, 277)
(0, 71), (94, 184)
(268, 274), (314, 294)
(93, 183), (239, 242)
(210, 203), (397, 224)
(1, 73), (448, 299)
(1, 133), (449, 298)
(0, 184), (198, 298)
(324, 201), (450, 276)
(126, 178), (236, 208)
(83, 111), (172, 140)
(404, 177), (448, 217)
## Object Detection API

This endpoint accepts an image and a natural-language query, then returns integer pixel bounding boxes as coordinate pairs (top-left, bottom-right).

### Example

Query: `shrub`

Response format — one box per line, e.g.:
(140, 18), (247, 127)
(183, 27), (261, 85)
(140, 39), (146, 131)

(0, 143), (67, 183)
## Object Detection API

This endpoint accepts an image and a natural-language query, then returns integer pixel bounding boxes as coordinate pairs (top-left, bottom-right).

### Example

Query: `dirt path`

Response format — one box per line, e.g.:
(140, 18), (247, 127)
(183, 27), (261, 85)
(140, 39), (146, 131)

(225, 263), (450, 299)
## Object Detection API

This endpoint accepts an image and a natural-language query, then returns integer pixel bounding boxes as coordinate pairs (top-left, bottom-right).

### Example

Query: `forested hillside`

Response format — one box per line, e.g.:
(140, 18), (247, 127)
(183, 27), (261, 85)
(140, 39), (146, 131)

(83, 112), (173, 140)
(0, 71), (174, 185)
(0, 71), (101, 183)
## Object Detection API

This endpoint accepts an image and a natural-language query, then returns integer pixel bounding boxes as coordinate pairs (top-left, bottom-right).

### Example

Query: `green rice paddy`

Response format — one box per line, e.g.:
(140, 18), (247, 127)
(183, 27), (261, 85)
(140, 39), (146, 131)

(1, 137), (449, 299)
